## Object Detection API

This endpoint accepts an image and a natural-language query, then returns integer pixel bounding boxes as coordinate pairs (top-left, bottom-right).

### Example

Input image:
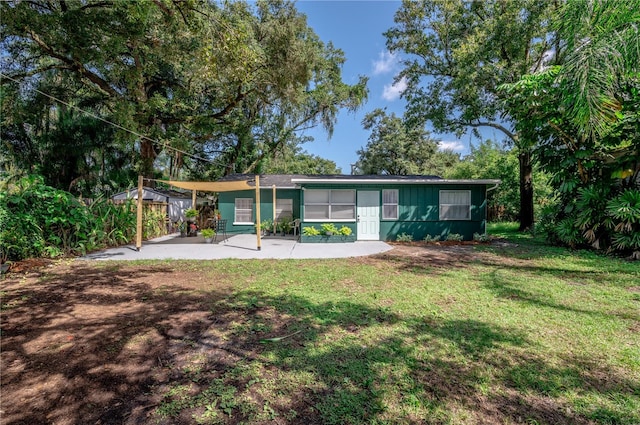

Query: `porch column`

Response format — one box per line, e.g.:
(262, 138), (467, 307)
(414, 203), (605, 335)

(255, 175), (261, 250)
(135, 175), (143, 251)
(272, 184), (277, 234)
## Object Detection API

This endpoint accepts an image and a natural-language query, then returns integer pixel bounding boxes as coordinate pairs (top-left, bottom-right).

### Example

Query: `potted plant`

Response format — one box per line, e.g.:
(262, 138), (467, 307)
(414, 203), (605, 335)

(320, 223), (339, 236)
(185, 208), (198, 222)
(258, 219), (272, 236)
(279, 217), (293, 236)
(177, 220), (187, 237)
(201, 228), (215, 243)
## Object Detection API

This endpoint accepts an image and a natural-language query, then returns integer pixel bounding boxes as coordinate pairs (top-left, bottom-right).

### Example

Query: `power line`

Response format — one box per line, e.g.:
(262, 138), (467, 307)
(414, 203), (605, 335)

(0, 72), (215, 164)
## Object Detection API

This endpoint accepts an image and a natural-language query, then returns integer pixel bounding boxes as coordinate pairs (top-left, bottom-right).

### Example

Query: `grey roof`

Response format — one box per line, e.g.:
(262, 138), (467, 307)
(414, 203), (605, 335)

(217, 174), (306, 188)
(112, 186), (191, 199)
(217, 174), (499, 187)
(293, 176), (500, 185)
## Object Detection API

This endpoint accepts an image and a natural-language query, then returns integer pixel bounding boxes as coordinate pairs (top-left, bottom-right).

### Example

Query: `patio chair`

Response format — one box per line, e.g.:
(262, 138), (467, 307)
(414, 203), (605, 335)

(214, 219), (228, 242)
(292, 218), (301, 238)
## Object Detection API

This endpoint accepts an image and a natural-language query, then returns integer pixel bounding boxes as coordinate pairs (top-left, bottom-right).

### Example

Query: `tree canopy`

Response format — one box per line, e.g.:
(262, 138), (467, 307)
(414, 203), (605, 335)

(499, 0), (640, 256)
(354, 109), (453, 176)
(1, 0), (367, 192)
(385, 0), (560, 229)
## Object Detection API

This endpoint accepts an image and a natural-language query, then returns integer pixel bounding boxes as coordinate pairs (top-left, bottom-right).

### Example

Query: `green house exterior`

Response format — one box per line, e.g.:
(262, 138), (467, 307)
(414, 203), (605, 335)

(216, 174), (499, 242)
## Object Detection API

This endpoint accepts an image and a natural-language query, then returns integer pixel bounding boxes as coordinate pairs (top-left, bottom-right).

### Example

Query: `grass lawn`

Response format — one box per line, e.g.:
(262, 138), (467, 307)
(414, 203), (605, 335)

(1, 223), (639, 424)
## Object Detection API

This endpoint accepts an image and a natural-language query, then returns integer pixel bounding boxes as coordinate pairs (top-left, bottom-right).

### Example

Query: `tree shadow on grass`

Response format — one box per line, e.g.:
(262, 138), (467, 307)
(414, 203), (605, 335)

(482, 268), (640, 322)
(1, 264), (638, 425)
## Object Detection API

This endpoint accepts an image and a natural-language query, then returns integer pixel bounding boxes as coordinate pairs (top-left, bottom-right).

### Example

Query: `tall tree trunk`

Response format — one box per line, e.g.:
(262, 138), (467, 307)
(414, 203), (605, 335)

(519, 149), (534, 231)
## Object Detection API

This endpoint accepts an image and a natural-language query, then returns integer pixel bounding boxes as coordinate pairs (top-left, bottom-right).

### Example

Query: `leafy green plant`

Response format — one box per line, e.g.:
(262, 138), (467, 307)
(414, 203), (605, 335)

(423, 234), (441, 242)
(473, 233), (490, 242)
(260, 219), (273, 230)
(0, 175), (139, 261)
(143, 207), (166, 240)
(320, 223), (339, 235)
(302, 226), (320, 236)
(201, 228), (215, 239)
(606, 189), (640, 255)
(396, 232), (414, 242)
(178, 221), (187, 234)
(185, 208), (198, 219)
(279, 217), (293, 234)
(445, 233), (463, 242)
(338, 226), (352, 236)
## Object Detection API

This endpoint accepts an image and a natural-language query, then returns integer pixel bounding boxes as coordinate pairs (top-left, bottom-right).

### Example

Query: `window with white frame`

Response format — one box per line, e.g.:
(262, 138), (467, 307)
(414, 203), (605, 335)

(382, 189), (398, 220)
(439, 190), (471, 220)
(304, 189), (355, 220)
(275, 198), (293, 220)
(234, 198), (253, 224)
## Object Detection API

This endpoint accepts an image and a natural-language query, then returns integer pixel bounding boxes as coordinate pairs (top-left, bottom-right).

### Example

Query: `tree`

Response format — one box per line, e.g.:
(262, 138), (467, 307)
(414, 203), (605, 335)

(187, 0), (368, 179)
(554, 0), (640, 141)
(0, 76), (135, 195)
(445, 140), (551, 222)
(1, 0), (367, 183)
(263, 142), (342, 175)
(354, 109), (443, 175)
(499, 0), (640, 255)
(385, 0), (559, 230)
(1, 0), (207, 178)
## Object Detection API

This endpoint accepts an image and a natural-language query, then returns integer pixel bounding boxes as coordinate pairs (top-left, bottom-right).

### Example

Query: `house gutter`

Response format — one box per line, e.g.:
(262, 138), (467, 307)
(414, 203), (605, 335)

(292, 178), (501, 185)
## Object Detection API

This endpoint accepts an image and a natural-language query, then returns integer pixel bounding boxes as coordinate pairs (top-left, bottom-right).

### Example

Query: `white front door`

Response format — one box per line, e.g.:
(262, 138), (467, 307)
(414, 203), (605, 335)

(357, 191), (380, 240)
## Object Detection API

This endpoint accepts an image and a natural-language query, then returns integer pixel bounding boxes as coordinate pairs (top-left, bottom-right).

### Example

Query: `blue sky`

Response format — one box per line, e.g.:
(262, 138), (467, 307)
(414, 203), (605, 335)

(295, 0), (478, 173)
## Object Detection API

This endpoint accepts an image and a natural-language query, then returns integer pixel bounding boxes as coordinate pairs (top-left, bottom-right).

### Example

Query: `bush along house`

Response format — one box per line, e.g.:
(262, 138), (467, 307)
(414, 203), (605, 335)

(214, 174), (500, 243)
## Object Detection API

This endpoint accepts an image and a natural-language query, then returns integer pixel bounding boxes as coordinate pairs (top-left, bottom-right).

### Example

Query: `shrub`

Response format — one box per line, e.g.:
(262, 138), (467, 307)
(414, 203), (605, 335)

(338, 226), (352, 236)
(302, 226), (320, 236)
(201, 228), (215, 238)
(320, 223), (339, 235)
(606, 189), (640, 254)
(1, 175), (138, 261)
(396, 233), (414, 242)
(446, 233), (463, 242)
(473, 233), (490, 242)
(423, 234), (441, 242)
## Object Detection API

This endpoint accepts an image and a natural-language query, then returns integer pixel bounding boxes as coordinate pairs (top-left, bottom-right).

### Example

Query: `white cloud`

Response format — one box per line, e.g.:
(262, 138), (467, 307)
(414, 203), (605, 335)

(438, 141), (465, 152)
(382, 76), (407, 101)
(372, 50), (397, 75)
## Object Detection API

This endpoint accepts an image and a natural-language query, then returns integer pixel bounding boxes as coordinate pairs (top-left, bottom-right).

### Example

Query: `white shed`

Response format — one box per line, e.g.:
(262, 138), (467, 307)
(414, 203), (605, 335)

(112, 186), (193, 222)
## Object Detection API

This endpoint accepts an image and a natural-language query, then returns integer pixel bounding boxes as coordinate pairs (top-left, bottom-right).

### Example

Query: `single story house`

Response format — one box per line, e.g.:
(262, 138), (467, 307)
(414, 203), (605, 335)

(112, 186), (193, 222)
(216, 174), (500, 242)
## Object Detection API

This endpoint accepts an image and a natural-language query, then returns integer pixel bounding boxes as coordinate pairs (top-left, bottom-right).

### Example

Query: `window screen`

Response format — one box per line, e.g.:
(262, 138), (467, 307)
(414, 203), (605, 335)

(382, 189), (398, 220)
(234, 198), (253, 223)
(276, 198), (293, 220)
(304, 189), (356, 220)
(439, 190), (471, 220)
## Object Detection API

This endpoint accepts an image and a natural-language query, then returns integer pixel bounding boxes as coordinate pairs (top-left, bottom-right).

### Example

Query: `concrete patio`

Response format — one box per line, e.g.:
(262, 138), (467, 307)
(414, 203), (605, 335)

(82, 233), (392, 260)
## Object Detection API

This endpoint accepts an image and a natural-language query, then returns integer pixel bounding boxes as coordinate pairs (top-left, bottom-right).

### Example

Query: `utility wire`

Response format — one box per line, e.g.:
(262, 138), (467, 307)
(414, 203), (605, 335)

(0, 72), (215, 163)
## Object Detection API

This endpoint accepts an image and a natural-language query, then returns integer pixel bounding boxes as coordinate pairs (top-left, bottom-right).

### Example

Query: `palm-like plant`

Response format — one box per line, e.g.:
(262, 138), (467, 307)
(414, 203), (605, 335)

(555, 0), (640, 140)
